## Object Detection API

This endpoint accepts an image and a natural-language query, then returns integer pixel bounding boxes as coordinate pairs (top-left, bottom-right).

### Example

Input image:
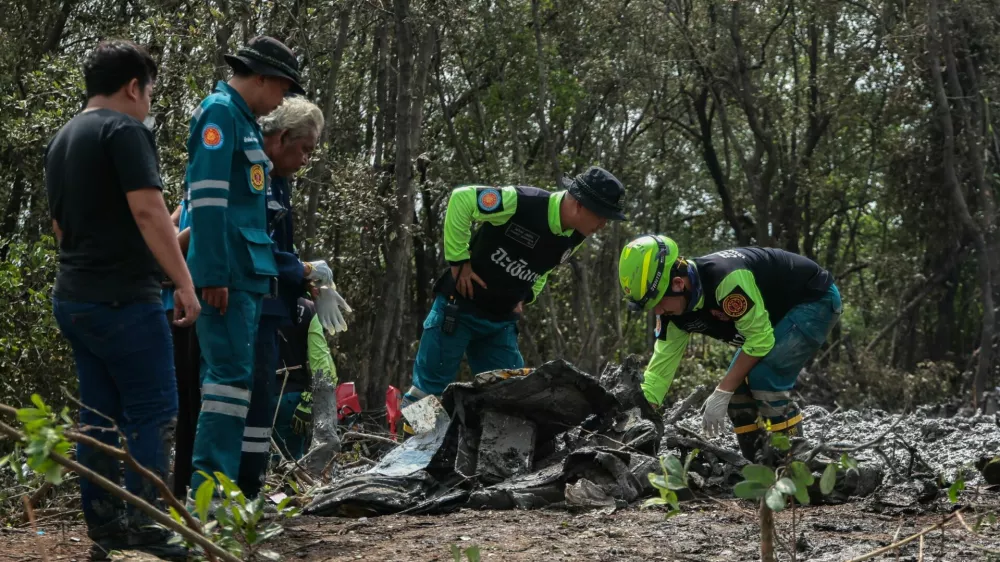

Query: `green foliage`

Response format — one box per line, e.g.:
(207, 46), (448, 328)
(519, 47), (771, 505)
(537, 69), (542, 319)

(643, 449), (697, 518)
(171, 470), (300, 561)
(0, 239), (75, 408)
(822, 358), (960, 412)
(450, 544), (482, 562)
(734, 434), (857, 513)
(0, 0), (998, 412)
(12, 394), (72, 484)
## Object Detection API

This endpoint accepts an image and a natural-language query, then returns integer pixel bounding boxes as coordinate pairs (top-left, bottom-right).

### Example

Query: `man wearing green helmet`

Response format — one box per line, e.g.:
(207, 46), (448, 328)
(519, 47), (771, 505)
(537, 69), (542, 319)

(618, 235), (842, 461)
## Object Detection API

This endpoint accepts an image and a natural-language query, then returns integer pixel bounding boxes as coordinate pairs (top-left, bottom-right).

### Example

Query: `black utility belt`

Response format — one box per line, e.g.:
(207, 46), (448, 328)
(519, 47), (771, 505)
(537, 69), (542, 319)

(438, 293), (521, 325)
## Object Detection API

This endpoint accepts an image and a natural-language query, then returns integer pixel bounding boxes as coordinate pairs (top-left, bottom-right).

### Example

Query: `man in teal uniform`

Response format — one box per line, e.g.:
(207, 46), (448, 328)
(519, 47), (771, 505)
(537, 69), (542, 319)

(402, 167), (628, 410)
(184, 35), (305, 497)
(617, 236), (843, 462)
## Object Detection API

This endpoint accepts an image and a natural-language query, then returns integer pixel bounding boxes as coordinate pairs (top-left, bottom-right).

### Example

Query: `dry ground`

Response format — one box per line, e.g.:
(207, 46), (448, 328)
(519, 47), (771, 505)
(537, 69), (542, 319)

(2, 495), (1000, 562)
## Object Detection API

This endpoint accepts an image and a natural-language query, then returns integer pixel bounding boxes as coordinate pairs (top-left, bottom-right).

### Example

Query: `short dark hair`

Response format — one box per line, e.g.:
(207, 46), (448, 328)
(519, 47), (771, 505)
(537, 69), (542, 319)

(83, 39), (158, 99)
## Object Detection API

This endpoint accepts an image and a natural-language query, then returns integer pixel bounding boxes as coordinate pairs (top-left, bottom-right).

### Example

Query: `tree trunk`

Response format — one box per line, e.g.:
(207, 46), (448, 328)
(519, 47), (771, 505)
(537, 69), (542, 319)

(364, 1), (435, 408)
(212, 0), (233, 83)
(530, 0), (561, 184)
(302, 6), (351, 259)
(926, 0), (994, 409)
(759, 499), (776, 562)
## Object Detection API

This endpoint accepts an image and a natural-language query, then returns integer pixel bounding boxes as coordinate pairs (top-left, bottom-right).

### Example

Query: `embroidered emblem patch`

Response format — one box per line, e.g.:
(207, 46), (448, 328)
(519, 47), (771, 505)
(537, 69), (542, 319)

(250, 164), (265, 191)
(202, 123), (223, 150)
(721, 291), (751, 319)
(477, 187), (502, 213)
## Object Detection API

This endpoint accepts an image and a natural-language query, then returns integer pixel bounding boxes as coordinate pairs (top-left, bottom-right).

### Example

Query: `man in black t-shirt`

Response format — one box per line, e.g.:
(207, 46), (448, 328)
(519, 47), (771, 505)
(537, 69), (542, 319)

(44, 39), (199, 562)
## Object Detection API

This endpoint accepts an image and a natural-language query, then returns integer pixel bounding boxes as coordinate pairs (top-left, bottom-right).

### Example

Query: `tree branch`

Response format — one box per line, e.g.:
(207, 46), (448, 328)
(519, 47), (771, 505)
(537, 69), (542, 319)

(0, 418), (238, 562)
(846, 509), (966, 562)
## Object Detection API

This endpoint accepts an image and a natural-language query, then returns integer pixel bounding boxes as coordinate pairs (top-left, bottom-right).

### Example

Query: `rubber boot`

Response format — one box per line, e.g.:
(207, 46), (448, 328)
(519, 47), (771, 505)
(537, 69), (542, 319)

(736, 429), (765, 463)
(759, 423), (805, 467)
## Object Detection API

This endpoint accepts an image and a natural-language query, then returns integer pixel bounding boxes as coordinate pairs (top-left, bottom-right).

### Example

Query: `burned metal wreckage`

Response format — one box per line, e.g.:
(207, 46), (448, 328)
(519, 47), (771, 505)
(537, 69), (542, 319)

(304, 358), (1000, 518)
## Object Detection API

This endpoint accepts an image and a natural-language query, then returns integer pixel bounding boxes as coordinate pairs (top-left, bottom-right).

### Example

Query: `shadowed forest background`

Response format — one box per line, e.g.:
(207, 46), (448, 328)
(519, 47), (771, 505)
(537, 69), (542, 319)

(1, 0), (998, 414)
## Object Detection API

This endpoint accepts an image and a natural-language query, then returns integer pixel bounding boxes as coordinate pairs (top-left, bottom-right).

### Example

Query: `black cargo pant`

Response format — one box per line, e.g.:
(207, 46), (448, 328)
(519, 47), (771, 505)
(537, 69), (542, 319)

(166, 310), (202, 500)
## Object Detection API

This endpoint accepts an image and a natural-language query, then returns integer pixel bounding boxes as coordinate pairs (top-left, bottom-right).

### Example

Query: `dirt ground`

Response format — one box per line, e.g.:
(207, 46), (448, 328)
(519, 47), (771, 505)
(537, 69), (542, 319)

(2, 494), (999, 562)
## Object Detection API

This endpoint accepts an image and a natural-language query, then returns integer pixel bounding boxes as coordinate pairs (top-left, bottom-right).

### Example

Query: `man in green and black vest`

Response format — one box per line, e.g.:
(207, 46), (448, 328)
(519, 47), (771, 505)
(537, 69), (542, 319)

(617, 236), (843, 462)
(402, 167), (628, 410)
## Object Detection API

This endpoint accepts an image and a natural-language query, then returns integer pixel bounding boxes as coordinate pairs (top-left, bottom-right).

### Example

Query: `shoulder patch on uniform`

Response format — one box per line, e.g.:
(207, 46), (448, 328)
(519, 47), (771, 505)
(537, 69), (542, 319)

(476, 187), (503, 213)
(202, 123), (224, 150)
(721, 285), (755, 319)
(250, 164), (266, 192)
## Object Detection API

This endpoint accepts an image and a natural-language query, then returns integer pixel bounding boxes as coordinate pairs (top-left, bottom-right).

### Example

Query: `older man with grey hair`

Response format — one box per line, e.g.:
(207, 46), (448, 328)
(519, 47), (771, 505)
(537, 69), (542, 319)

(236, 95), (352, 498)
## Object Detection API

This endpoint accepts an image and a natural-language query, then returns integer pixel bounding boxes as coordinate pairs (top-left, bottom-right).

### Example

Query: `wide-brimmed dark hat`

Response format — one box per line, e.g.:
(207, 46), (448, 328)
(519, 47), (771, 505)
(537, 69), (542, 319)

(224, 36), (305, 95)
(558, 166), (627, 221)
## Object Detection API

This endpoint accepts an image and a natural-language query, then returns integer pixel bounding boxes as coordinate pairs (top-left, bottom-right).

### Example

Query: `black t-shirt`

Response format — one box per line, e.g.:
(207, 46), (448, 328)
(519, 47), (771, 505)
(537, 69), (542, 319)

(44, 109), (164, 304)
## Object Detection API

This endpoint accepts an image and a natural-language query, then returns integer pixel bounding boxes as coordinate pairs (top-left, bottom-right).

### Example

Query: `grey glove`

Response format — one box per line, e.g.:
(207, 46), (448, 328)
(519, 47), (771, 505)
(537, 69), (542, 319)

(316, 283), (352, 333)
(701, 388), (734, 438)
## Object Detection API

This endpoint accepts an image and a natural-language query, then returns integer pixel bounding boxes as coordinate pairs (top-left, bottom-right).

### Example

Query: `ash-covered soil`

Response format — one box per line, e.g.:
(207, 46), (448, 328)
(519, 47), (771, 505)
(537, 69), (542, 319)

(4, 496), (1000, 561)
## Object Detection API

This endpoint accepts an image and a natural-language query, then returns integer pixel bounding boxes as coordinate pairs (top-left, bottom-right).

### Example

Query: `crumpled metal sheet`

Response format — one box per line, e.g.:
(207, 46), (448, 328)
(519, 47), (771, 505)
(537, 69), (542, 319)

(304, 358), (665, 517)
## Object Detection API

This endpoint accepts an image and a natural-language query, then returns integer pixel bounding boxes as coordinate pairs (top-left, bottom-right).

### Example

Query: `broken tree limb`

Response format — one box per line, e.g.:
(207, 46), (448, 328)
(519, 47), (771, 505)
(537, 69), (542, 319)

(341, 431), (400, 447)
(0, 420), (239, 562)
(845, 508), (966, 562)
(665, 385), (709, 425)
(670, 426), (749, 467)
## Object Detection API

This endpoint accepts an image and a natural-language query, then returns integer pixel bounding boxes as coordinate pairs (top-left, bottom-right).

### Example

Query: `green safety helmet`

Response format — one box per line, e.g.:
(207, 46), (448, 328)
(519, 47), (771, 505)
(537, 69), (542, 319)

(618, 235), (680, 312)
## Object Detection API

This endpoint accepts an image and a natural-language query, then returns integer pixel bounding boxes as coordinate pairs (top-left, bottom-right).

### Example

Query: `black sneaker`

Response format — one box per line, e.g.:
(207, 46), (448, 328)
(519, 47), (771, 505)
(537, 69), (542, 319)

(86, 518), (129, 561)
(127, 526), (191, 561)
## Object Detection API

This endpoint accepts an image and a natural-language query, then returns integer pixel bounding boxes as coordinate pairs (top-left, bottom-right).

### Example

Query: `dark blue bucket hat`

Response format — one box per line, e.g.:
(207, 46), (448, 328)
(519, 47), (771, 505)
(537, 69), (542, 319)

(558, 166), (627, 221)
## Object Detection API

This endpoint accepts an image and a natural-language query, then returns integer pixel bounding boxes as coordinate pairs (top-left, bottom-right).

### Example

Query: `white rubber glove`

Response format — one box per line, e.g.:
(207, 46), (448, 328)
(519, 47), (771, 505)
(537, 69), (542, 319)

(316, 284), (353, 333)
(305, 260), (334, 286)
(701, 387), (734, 438)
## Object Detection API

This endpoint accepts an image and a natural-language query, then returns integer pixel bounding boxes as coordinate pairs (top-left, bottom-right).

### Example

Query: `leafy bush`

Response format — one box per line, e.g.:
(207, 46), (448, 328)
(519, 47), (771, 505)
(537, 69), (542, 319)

(0, 238), (75, 408)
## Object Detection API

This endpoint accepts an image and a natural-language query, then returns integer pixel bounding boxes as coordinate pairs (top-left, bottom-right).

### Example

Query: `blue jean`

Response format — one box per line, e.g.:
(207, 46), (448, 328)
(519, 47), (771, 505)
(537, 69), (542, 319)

(52, 298), (178, 532)
(410, 294), (524, 396)
(727, 284), (843, 433)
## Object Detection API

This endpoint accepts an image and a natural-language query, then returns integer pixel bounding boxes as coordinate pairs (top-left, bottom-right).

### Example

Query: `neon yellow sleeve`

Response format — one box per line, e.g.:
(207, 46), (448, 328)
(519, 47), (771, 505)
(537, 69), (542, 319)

(307, 314), (337, 386)
(443, 186), (518, 263)
(641, 322), (690, 406)
(716, 269), (774, 357)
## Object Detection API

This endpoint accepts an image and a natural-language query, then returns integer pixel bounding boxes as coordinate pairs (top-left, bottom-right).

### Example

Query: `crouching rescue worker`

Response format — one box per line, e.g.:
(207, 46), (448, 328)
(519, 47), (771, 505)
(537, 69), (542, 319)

(184, 35), (302, 499)
(272, 297), (339, 460)
(402, 167), (628, 410)
(617, 236), (842, 462)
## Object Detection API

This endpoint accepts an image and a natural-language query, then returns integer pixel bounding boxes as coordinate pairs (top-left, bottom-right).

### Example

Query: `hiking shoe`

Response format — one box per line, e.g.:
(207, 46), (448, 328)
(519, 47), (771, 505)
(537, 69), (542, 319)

(127, 527), (191, 561)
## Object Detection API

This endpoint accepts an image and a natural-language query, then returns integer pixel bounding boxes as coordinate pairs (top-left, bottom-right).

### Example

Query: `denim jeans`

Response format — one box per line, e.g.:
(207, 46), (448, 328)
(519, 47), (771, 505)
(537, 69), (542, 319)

(52, 298), (178, 533)
(411, 294), (524, 396)
(727, 284), (843, 433)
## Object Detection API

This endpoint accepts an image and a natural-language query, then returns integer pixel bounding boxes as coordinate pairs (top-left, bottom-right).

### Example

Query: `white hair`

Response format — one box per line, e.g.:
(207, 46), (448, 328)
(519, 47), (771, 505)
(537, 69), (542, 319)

(259, 96), (324, 141)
